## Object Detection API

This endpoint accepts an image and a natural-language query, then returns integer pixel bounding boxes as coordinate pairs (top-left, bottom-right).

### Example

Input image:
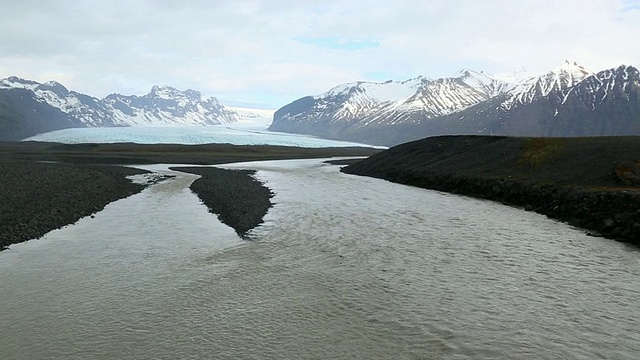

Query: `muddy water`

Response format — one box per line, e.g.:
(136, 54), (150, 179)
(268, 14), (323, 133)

(1, 159), (639, 359)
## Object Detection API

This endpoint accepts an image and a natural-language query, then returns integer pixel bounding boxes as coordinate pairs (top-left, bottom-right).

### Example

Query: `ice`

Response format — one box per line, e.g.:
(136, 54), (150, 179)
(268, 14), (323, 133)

(227, 107), (275, 128)
(23, 125), (384, 148)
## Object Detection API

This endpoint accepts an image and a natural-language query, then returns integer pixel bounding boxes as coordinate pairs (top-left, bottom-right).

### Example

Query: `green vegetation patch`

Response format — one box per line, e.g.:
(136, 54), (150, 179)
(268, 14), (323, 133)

(518, 138), (564, 167)
(614, 160), (640, 185)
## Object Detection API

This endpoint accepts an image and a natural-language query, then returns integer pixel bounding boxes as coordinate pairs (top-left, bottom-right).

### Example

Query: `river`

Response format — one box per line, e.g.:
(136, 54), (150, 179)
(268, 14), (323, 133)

(1, 159), (639, 359)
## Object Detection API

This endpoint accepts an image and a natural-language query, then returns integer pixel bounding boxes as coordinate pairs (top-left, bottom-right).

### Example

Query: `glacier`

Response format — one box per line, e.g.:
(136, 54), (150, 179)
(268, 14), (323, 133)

(23, 125), (384, 148)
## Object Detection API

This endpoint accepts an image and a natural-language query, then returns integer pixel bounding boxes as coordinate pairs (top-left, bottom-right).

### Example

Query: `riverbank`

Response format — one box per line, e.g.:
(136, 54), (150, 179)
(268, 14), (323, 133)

(0, 160), (148, 250)
(0, 141), (378, 250)
(342, 135), (640, 245)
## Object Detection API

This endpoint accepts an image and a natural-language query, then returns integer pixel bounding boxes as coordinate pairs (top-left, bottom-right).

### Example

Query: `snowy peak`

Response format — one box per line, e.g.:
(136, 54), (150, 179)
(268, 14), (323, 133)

(151, 85), (179, 98)
(1, 77), (71, 96)
(145, 85), (205, 108)
(454, 68), (511, 97)
(149, 85), (201, 102)
(537, 60), (593, 93)
(401, 73), (503, 118)
(505, 61), (595, 108)
(548, 60), (594, 88)
(36, 81), (70, 97)
(104, 86), (240, 126)
(321, 78), (419, 103)
(271, 69), (515, 135)
(313, 70), (512, 123)
(0, 76), (40, 90)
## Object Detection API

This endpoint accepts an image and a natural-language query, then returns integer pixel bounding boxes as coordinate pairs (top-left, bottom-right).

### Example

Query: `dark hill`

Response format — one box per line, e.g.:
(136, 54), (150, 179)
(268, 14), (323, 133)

(343, 135), (640, 244)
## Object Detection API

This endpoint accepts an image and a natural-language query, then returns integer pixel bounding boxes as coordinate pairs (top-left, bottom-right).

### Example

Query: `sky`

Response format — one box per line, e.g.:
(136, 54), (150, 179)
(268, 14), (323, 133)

(1, 0), (639, 109)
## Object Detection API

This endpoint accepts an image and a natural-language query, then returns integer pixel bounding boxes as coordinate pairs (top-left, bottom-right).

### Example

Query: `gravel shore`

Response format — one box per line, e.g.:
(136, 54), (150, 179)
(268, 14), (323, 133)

(172, 167), (273, 238)
(0, 160), (148, 250)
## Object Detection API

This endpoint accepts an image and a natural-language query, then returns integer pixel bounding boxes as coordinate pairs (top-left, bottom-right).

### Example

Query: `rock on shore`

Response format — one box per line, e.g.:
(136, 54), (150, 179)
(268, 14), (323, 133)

(172, 167), (274, 238)
(0, 160), (148, 250)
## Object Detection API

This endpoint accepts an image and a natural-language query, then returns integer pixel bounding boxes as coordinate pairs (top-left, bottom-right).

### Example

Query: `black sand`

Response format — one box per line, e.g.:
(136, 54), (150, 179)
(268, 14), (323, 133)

(343, 135), (640, 245)
(0, 160), (148, 250)
(173, 167), (273, 237)
(0, 141), (379, 249)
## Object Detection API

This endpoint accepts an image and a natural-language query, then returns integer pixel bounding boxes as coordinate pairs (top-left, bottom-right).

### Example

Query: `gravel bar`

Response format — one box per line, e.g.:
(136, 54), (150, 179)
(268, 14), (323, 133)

(0, 160), (148, 250)
(172, 166), (274, 238)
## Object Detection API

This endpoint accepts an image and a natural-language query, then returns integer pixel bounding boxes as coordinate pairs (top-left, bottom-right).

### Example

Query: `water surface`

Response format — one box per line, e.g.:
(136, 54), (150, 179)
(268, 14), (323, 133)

(1, 159), (638, 359)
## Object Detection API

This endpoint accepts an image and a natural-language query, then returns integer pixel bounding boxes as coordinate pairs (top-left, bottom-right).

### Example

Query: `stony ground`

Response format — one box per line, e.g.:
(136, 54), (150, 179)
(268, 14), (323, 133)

(173, 167), (273, 237)
(0, 160), (147, 250)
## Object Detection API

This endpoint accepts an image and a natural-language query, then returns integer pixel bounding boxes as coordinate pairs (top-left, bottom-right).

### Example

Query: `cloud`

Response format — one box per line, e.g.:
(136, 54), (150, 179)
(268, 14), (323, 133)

(294, 37), (381, 51)
(0, 0), (639, 108)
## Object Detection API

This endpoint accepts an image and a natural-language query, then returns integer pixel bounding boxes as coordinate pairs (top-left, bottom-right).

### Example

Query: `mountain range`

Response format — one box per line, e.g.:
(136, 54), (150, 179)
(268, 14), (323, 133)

(0, 77), (241, 141)
(2, 61), (639, 145)
(270, 61), (640, 146)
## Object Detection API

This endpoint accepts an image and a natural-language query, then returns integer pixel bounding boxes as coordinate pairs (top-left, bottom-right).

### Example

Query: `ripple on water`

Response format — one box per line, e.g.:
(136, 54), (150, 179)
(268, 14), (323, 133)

(0, 159), (639, 359)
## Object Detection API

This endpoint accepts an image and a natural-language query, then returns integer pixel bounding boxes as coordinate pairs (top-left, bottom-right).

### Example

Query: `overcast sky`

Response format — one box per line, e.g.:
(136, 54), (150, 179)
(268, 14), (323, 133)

(1, 0), (639, 108)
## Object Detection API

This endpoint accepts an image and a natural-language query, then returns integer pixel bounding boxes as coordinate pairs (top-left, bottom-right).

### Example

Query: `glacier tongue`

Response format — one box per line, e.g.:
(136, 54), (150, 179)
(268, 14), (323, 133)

(227, 106), (275, 128)
(23, 125), (383, 149)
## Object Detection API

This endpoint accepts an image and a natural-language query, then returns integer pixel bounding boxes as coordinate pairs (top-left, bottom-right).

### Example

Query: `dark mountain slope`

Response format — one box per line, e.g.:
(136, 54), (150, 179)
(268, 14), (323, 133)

(0, 89), (84, 141)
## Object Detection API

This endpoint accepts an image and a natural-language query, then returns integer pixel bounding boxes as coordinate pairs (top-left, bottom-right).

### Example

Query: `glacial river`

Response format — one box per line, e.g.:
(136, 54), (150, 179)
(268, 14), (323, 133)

(1, 159), (639, 359)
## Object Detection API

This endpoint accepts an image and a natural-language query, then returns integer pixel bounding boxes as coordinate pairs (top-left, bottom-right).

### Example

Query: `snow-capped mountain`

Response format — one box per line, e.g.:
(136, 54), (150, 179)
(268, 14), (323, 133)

(0, 77), (240, 140)
(431, 63), (640, 139)
(271, 62), (640, 146)
(502, 61), (594, 110)
(103, 86), (239, 126)
(0, 76), (41, 91)
(269, 69), (513, 139)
